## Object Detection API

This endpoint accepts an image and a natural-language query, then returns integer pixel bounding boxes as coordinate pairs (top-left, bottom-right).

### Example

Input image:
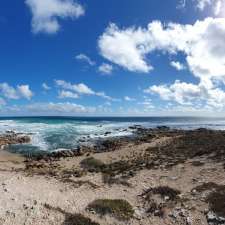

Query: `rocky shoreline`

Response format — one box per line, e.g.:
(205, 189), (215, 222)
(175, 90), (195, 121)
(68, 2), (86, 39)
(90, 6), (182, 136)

(0, 127), (225, 225)
(0, 131), (31, 150)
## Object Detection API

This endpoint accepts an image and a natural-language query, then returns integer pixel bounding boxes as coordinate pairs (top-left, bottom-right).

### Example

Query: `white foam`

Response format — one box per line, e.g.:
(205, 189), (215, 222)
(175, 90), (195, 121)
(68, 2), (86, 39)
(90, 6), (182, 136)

(2, 118), (225, 152)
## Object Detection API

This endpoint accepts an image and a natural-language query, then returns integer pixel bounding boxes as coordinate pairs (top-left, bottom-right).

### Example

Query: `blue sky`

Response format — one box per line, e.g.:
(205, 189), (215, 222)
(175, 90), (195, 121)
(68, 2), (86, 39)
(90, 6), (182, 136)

(1, 0), (225, 116)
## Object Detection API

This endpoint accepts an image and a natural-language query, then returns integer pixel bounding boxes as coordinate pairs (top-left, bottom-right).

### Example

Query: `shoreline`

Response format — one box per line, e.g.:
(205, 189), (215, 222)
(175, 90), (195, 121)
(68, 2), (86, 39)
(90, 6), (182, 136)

(0, 128), (225, 224)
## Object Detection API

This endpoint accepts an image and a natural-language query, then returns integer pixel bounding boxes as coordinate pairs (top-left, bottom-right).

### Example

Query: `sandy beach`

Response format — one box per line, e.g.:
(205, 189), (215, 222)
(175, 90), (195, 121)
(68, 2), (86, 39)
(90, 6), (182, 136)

(0, 128), (225, 225)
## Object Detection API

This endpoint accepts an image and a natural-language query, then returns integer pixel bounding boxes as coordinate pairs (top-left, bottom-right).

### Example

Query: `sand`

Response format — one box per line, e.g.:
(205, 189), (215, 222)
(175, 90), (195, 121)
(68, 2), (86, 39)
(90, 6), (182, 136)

(0, 129), (224, 225)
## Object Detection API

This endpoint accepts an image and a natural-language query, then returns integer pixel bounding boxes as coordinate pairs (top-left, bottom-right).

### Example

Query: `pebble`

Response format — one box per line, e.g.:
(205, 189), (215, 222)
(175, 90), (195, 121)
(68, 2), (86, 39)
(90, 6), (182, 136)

(164, 196), (170, 201)
(170, 176), (178, 180)
(186, 216), (192, 225)
(206, 211), (225, 224)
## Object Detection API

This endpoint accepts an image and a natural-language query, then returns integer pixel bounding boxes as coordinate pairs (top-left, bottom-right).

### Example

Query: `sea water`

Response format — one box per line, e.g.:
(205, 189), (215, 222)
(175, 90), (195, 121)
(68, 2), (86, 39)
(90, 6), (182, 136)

(0, 116), (225, 154)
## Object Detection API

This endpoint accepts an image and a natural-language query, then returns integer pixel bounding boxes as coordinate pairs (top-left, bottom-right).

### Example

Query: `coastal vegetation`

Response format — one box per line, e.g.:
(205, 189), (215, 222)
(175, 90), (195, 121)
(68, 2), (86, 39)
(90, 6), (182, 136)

(87, 199), (134, 220)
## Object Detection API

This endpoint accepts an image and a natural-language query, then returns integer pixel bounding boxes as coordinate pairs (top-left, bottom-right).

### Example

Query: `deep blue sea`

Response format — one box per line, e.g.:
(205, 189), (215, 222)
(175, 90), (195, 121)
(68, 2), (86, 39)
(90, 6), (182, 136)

(1, 117), (225, 154)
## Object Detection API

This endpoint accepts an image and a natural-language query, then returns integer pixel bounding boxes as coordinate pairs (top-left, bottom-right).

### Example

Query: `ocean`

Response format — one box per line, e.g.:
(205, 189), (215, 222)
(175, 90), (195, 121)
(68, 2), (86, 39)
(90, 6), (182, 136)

(1, 116), (225, 154)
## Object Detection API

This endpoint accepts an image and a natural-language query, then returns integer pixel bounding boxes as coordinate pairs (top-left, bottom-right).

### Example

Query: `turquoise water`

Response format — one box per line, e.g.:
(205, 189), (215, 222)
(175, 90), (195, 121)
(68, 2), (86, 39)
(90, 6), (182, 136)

(1, 117), (225, 154)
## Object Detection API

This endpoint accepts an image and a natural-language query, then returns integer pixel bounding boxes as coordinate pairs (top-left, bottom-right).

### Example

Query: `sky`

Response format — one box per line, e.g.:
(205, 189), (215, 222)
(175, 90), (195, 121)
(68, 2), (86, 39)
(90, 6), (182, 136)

(1, 0), (225, 116)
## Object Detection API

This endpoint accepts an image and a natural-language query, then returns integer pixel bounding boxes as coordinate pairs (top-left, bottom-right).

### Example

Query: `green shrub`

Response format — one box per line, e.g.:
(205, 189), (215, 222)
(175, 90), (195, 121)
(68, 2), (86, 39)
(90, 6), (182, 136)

(206, 186), (225, 217)
(80, 157), (105, 172)
(44, 203), (99, 225)
(63, 214), (100, 225)
(87, 199), (134, 220)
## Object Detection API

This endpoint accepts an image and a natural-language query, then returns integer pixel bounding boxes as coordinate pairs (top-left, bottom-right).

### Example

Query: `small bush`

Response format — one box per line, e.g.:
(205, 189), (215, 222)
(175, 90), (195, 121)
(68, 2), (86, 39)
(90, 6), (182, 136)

(193, 182), (221, 193)
(191, 182), (225, 217)
(80, 157), (105, 172)
(44, 203), (99, 225)
(87, 199), (134, 220)
(146, 199), (165, 217)
(150, 186), (181, 201)
(191, 161), (205, 167)
(63, 214), (100, 225)
(102, 173), (131, 187)
(206, 186), (225, 217)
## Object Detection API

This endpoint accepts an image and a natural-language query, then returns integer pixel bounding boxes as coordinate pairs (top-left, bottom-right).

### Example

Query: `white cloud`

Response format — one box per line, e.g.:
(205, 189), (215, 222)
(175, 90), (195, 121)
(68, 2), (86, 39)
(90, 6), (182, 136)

(170, 61), (186, 71)
(26, 0), (85, 34)
(100, 18), (225, 84)
(100, 16), (225, 109)
(55, 80), (94, 95)
(98, 63), (113, 74)
(0, 83), (19, 99)
(26, 102), (95, 114)
(99, 23), (153, 73)
(180, 0), (225, 16)
(55, 80), (118, 101)
(0, 83), (33, 100)
(214, 0), (224, 15)
(105, 101), (111, 106)
(42, 83), (51, 90)
(96, 92), (117, 101)
(195, 0), (212, 10)
(193, 0), (225, 14)
(145, 79), (225, 109)
(0, 98), (6, 106)
(177, 0), (186, 9)
(17, 85), (33, 100)
(145, 80), (202, 105)
(58, 90), (79, 99)
(138, 98), (155, 110)
(76, 54), (96, 66)
(124, 96), (136, 101)
(73, 83), (95, 95)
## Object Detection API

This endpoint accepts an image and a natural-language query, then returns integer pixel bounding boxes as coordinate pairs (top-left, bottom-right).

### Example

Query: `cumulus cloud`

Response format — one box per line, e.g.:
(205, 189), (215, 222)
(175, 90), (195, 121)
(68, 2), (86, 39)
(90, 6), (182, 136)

(26, 0), (85, 34)
(0, 83), (19, 99)
(58, 90), (79, 99)
(73, 83), (95, 95)
(17, 85), (33, 100)
(0, 83), (33, 100)
(98, 63), (113, 75)
(179, 0), (225, 16)
(42, 83), (51, 91)
(55, 80), (95, 95)
(145, 80), (202, 105)
(170, 61), (186, 71)
(186, 0), (213, 10)
(177, 0), (186, 9)
(75, 54), (96, 66)
(144, 79), (225, 109)
(124, 96), (136, 101)
(55, 80), (118, 101)
(194, 0), (222, 13)
(100, 17), (225, 86)
(99, 23), (154, 73)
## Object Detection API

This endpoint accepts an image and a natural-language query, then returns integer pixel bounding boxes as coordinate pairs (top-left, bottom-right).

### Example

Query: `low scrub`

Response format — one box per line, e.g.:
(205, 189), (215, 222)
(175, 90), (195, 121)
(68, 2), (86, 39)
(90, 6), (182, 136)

(44, 203), (99, 225)
(102, 173), (131, 187)
(143, 186), (181, 201)
(80, 157), (105, 172)
(87, 199), (134, 220)
(207, 190), (225, 218)
(63, 214), (100, 225)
